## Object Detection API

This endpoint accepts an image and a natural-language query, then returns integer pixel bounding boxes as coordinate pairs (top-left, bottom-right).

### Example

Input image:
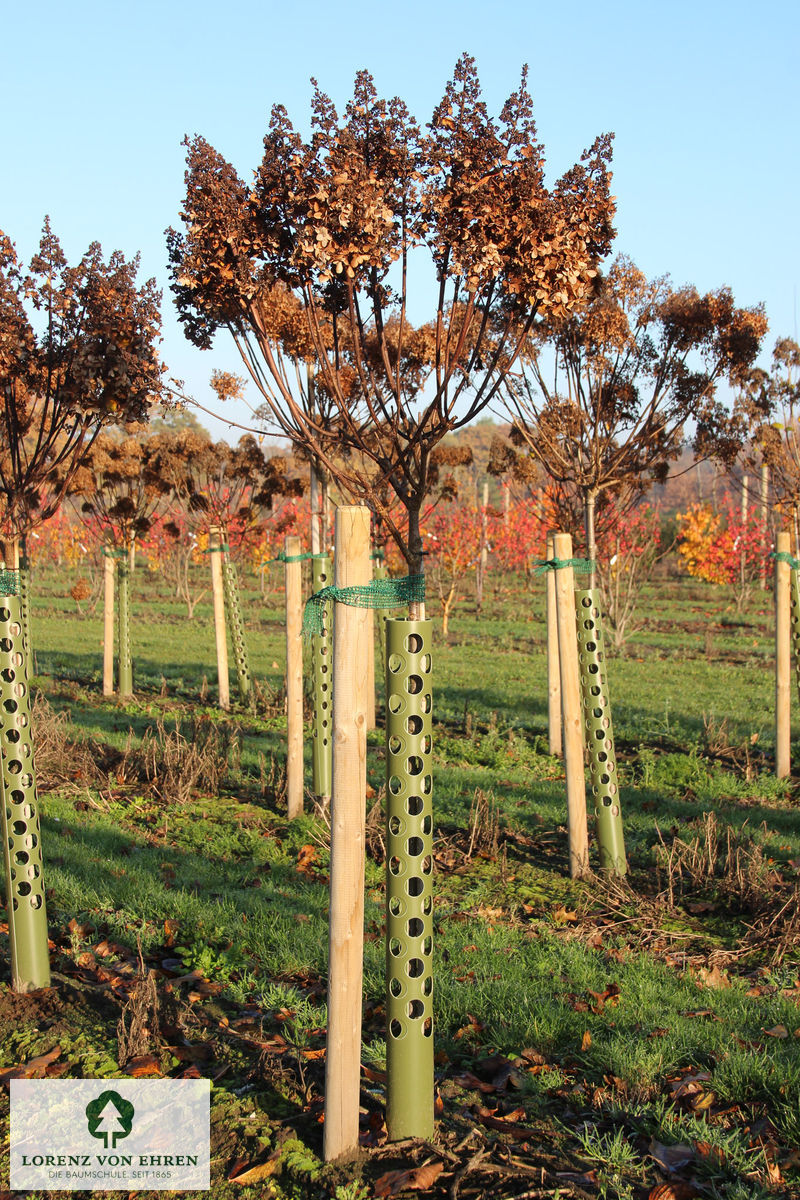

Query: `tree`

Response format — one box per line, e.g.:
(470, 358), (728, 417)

(65, 430), (171, 554)
(0, 220), (163, 549)
(677, 493), (769, 612)
(167, 56), (616, 584)
(594, 500), (665, 649)
(424, 502), (483, 635)
(499, 255), (768, 582)
(749, 338), (800, 542)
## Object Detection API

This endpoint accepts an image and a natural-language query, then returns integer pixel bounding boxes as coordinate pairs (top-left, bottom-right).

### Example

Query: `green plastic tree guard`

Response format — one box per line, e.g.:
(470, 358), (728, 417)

(311, 555), (332, 798)
(221, 552), (252, 705)
(117, 555), (133, 698)
(574, 588), (627, 875)
(19, 537), (32, 668)
(385, 617), (434, 1141)
(0, 586), (50, 991)
(790, 569), (800, 709)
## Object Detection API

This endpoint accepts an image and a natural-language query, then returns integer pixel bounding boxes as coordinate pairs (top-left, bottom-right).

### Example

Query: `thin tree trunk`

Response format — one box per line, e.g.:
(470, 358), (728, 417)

(407, 503), (425, 620)
(584, 491), (597, 590)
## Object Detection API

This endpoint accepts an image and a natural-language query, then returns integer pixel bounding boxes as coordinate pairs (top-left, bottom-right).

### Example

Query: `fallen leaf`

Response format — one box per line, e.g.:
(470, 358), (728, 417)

(581, 1030), (592, 1051)
(126, 1054), (162, 1078)
(229, 1149), (282, 1184)
(695, 965), (730, 989)
(763, 1024), (789, 1039)
(373, 1162), (444, 1197)
(648, 1183), (700, 1199)
(649, 1139), (695, 1173)
(552, 906), (577, 925)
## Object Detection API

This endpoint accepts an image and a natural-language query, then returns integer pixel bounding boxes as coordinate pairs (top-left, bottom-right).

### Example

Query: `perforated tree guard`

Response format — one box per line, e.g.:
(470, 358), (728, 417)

(385, 617), (434, 1140)
(790, 569), (800, 709)
(19, 541), (32, 666)
(222, 554), (252, 705)
(117, 557), (133, 697)
(0, 593), (50, 990)
(574, 589), (627, 875)
(311, 555), (332, 798)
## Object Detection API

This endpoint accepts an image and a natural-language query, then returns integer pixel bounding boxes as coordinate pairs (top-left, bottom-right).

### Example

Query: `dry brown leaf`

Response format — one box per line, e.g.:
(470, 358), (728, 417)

(373, 1161), (444, 1197)
(581, 1030), (592, 1052)
(229, 1150), (281, 1185)
(126, 1054), (162, 1077)
(648, 1183), (700, 1199)
(648, 1140), (695, 1173)
(763, 1024), (789, 1038)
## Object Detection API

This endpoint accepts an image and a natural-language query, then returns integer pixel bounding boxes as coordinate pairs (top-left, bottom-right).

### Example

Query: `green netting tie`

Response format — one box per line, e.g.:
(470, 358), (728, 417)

(771, 551), (800, 569)
(0, 568), (20, 595)
(266, 550), (314, 564)
(101, 547), (129, 560)
(371, 548), (385, 561)
(303, 573), (426, 638)
(201, 543), (231, 555)
(534, 557), (596, 575)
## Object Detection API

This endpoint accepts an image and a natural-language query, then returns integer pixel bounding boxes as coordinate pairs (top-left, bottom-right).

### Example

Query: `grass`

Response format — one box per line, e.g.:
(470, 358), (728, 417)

(1, 562), (799, 1198)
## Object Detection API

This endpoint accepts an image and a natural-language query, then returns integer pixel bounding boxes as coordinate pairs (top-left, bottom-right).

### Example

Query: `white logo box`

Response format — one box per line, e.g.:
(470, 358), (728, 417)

(10, 1078), (210, 1191)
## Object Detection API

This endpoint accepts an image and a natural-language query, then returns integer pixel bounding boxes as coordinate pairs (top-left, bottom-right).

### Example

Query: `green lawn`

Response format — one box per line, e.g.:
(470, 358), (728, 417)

(2, 563), (799, 1199)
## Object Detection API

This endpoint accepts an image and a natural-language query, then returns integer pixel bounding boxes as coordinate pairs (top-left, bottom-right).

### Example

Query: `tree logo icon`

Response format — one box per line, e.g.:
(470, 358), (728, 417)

(85, 1090), (135, 1149)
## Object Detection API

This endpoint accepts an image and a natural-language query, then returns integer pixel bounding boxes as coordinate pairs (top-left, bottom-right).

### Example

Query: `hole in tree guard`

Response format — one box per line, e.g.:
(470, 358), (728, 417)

(407, 674), (423, 694)
(423, 1018), (432, 1036)
(390, 978), (402, 996)
(408, 756), (423, 776)
(407, 958), (424, 978)
(405, 634), (423, 653)
(408, 999), (424, 1019)
(388, 653), (403, 673)
(389, 857), (401, 875)
(407, 837), (423, 856)
(407, 877), (423, 897)
(423, 976), (432, 995)
(407, 715), (423, 735)
(407, 917), (423, 937)
(389, 816), (402, 836)
(389, 937), (401, 956)
(390, 1019), (402, 1038)
(407, 796), (423, 816)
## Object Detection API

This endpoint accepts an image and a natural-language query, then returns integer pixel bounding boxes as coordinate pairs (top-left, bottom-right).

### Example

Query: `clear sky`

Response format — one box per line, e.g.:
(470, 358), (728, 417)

(2, 0), (798, 442)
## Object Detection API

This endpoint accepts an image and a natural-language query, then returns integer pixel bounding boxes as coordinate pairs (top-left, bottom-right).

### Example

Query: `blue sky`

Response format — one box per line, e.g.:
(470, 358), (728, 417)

(2, 0), (798, 441)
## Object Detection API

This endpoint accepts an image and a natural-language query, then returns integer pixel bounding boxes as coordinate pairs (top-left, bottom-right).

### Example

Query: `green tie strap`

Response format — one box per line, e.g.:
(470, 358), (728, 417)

(534, 557), (595, 575)
(303, 574), (425, 638)
(772, 550), (800, 570)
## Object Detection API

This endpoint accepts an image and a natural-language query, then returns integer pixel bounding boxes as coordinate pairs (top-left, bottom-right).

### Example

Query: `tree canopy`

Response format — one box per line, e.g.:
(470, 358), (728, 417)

(168, 54), (616, 569)
(0, 220), (163, 539)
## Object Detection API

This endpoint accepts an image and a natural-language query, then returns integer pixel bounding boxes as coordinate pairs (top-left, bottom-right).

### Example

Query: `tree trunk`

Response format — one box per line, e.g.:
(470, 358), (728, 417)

(407, 503), (425, 620)
(584, 491), (597, 590)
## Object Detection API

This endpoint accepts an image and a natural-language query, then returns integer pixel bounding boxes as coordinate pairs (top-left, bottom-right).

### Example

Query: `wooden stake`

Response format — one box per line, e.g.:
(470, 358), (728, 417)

(324, 505), (370, 1163)
(546, 531), (562, 757)
(209, 525), (230, 711)
(776, 530), (791, 778)
(103, 551), (115, 697)
(285, 534), (304, 819)
(553, 532), (589, 878)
